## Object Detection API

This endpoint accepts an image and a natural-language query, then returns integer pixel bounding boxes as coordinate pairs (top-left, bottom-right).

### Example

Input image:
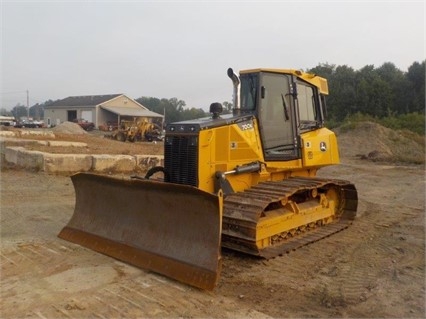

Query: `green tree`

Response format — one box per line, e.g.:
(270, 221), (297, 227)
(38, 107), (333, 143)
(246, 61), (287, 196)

(136, 96), (194, 124)
(0, 108), (13, 116)
(30, 103), (44, 120)
(11, 104), (28, 119)
(376, 62), (409, 115)
(308, 63), (335, 79)
(331, 65), (358, 120)
(222, 101), (233, 113)
(406, 61), (425, 113)
(181, 108), (207, 121)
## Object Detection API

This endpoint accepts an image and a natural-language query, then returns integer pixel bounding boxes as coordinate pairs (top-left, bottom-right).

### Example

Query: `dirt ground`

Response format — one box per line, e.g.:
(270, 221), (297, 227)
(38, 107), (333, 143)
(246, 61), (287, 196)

(1, 123), (425, 318)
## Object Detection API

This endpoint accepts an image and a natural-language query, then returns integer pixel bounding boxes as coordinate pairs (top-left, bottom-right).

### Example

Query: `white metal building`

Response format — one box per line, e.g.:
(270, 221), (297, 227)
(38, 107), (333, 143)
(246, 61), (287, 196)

(44, 94), (163, 128)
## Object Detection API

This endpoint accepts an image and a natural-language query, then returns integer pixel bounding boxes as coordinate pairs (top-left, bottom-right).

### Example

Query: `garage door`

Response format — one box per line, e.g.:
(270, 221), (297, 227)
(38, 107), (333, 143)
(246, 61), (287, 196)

(81, 111), (93, 122)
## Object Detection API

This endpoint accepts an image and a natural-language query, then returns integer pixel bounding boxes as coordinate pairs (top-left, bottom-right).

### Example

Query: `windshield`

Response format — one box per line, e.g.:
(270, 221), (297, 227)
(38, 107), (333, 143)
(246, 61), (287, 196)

(258, 73), (295, 152)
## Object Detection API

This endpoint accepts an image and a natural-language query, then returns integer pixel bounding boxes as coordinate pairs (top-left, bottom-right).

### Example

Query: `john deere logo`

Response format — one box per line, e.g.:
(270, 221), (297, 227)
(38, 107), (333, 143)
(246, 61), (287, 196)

(320, 141), (327, 152)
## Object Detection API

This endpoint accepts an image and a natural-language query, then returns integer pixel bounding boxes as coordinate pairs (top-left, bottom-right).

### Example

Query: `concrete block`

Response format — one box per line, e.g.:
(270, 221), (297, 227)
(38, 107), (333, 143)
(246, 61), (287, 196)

(44, 153), (92, 174)
(0, 140), (6, 156)
(135, 155), (164, 170)
(0, 131), (16, 137)
(48, 141), (87, 147)
(35, 140), (50, 146)
(0, 137), (49, 147)
(20, 130), (55, 138)
(0, 141), (6, 167)
(3, 147), (44, 170)
(91, 154), (136, 173)
(17, 149), (45, 170)
(4, 146), (24, 164)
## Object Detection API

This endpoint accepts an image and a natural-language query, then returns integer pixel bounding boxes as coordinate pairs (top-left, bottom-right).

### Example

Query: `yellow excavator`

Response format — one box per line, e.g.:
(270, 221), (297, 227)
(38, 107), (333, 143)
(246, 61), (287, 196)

(59, 68), (358, 290)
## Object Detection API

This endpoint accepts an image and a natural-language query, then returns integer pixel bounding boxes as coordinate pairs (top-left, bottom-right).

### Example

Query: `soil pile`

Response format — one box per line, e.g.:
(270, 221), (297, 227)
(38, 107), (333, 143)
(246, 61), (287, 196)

(51, 121), (87, 135)
(335, 121), (425, 164)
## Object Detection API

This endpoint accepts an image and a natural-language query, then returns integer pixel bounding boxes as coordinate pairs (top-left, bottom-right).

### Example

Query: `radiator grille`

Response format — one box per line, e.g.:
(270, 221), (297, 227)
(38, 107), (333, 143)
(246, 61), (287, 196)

(164, 135), (198, 187)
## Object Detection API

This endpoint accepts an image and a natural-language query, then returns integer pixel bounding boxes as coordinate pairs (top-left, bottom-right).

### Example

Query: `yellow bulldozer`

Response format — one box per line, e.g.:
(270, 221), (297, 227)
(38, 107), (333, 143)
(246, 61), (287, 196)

(59, 68), (358, 290)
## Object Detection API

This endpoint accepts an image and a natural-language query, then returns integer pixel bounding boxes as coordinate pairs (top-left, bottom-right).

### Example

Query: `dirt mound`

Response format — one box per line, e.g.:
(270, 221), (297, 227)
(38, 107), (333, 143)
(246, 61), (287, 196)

(335, 121), (425, 164)
(52, 122), (87, 135)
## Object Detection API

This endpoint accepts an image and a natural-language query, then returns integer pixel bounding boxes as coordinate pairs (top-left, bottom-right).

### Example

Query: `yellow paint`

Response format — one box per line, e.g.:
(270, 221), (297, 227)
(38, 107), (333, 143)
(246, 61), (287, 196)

(256, 197), (336, 247)
(301, 128), (340, 168)
(197, 122), (340, 193)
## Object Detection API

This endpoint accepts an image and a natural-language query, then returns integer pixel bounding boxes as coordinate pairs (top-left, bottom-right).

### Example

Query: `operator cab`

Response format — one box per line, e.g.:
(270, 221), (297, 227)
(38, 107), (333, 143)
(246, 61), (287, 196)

(238, 69), (327, 161)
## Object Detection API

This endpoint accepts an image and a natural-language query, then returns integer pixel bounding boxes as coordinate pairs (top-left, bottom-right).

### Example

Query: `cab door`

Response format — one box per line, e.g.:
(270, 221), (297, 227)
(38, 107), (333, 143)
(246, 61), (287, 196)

(258, 72), (300, 161)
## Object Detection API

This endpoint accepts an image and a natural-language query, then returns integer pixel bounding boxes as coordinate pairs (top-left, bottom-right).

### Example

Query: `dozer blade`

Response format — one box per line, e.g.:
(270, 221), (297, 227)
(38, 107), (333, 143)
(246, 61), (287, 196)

(58, 173), (223, 290)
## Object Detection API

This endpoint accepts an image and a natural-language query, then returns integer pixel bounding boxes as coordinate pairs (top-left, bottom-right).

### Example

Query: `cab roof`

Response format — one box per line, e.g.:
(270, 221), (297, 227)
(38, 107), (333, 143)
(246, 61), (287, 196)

(240, 68), (329, 95)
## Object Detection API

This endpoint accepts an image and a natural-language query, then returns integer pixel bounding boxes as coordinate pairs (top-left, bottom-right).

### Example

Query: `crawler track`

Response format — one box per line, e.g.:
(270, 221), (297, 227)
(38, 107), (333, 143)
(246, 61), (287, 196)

(221, 177), (358, 258)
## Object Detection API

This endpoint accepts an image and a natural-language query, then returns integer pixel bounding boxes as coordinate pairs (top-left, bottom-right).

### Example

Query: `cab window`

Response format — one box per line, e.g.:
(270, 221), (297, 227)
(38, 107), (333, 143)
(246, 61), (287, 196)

(240, 73), (258, 111)
(296, 82), (316, 122)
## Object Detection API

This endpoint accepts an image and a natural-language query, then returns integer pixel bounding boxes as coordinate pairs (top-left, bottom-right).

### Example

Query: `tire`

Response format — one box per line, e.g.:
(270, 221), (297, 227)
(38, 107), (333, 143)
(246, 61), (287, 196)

(144, 166), (169, 181)
(116, 131), (127, 142)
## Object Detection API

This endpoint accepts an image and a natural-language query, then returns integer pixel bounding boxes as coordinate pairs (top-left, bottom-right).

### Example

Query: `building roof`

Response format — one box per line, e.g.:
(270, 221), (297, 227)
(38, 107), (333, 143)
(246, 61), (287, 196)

(48, 94), (122, 107)
(101, 105), (163, 118)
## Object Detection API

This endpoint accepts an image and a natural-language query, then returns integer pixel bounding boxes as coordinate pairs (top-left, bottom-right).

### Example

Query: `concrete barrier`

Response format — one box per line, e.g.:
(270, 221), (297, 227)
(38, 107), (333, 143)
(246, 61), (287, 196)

(0, 131), (16, 137)
(4, 146), (23, 165)
(0, 137), (49, 146)
(47, 141), (87, 147)
(4, 147), (44, 170)
(44, 153), (92, 174)
(1, 144), (163, 175)
(1, 138), (86, 148)
(92, 154), (136, 173)
(0, 140), (5, 164)
(19, 130), (55, 138)
(135, 155), (164, 170)
(19, 150), (45, 170)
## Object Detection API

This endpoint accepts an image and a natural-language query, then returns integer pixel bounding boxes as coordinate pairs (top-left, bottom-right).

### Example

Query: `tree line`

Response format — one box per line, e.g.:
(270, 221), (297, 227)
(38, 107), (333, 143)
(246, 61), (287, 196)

(1, 101), (51, 120)
(136, 61), (425, 129)
(136, 61), (425, 133)
(2, 61), (424, 133)
(134, 97), (206, 124)
(307, 61), (425, 121)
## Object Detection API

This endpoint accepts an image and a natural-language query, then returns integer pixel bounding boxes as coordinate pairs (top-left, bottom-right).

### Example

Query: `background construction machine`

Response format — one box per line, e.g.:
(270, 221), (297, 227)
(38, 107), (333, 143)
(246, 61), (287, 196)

(107, 119), (162, 142)
(59, 67), (358, 290)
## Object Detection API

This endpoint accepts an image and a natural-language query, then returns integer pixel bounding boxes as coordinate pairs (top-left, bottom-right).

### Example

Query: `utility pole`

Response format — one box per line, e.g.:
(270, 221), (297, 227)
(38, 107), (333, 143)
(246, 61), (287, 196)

(162, 106), (165, 131)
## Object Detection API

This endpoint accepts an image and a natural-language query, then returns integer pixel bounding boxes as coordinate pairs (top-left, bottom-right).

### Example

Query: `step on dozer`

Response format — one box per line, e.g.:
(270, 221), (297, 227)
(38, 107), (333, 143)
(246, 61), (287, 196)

(58, 173), (223, 290)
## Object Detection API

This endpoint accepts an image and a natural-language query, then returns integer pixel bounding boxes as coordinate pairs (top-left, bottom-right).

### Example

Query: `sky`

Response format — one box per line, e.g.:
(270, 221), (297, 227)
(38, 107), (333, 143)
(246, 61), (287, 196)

(1, 0), (424, 111)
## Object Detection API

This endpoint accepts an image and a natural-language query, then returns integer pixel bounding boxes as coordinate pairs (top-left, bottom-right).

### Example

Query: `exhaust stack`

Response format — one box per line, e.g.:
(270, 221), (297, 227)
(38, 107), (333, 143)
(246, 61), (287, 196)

(227, 68), (240, 110)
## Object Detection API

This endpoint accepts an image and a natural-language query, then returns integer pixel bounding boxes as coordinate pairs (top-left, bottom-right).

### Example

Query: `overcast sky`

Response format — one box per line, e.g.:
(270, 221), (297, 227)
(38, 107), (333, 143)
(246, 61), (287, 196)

(1, 0), (424, 111)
